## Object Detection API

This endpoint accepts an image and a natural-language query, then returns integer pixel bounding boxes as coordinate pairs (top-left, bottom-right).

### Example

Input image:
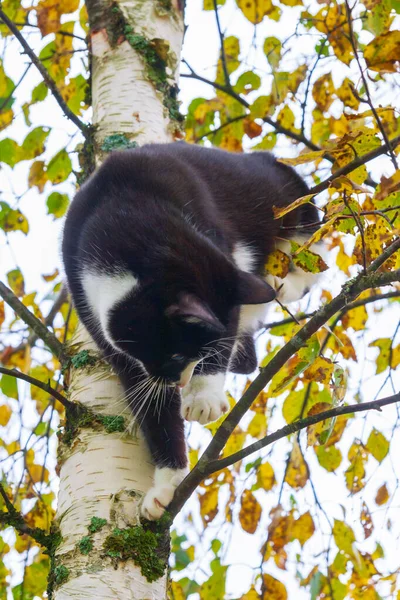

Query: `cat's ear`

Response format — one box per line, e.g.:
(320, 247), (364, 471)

(166, 293), (225, 332)
(236, 271), (276, 305)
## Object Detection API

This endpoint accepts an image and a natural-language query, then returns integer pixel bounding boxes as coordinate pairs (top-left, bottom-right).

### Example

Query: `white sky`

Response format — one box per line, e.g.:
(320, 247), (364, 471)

(1, 0), (400, 598)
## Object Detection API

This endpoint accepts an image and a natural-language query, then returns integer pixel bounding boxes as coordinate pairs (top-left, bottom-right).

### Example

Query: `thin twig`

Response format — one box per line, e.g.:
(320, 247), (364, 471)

(213, 0), (231, 89)
(344, 0), (398, 170)
(0, 483), (52, 546)
(0, 281), (65, 360)
(0, 367), (70, 409)
(208, 392), (400, 471)
(0, 62), (31, 112)
(169, 240), (400, 517)
(180, 61), (380, 188)
(262, 290), (400, 332)
(0, 9), (90, 139)
(308, 134), (400, 197)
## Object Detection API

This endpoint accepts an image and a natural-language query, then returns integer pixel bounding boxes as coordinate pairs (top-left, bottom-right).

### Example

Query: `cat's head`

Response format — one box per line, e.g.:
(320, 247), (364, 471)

(105, 266), (275, 387)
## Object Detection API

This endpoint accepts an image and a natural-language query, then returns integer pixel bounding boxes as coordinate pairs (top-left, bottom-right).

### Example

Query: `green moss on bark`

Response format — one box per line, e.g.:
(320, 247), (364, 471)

(103, 525), (168, 582)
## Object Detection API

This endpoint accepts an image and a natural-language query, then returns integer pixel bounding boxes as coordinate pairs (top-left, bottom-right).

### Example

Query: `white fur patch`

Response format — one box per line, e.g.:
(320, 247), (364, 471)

(81, 269), (139, 349)
(141, 466), (188, 520)
(232, 242), (256, 273)
(181, 373), (229, 424)
(265, 236), (327, 304)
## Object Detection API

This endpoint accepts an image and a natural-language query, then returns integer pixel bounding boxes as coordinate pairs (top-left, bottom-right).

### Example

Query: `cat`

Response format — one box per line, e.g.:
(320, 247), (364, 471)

(62, 142), (320, 520)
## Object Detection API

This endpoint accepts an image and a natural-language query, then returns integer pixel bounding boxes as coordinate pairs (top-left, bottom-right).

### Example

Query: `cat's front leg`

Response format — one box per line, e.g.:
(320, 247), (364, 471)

(116, 363), (188, 520)
(181, 372), (229, 424)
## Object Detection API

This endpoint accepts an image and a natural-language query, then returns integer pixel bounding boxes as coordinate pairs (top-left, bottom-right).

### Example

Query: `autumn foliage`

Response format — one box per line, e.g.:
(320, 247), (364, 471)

(0, 0), (399, 597)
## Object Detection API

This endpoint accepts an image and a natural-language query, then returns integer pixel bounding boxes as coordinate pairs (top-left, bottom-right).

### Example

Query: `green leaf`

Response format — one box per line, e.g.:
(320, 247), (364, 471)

(291, 241), (328, 274)
(0, 202), (29, 234)
(46, 150), (72, 184)
(315, 445), (342, 471)
(0, 374), (18, 400)
(0, 138), (20, 167)
(46, 192), (69, 218)
(234, 71), (261, 94)
(31, 81), (48, 104)
(21, 126), (50, 159)
(366, 428), (389, 462)
(332, 519), (355, 555)
(7, 268), (25, 297)
(263, 36), (282, 68)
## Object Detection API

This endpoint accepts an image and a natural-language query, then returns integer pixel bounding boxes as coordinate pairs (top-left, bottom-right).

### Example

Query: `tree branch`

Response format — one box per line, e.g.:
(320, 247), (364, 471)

(0, 483), (52, 547)
(213, 0), (231, 89)
(0, 367), (70, 409)
(344, 0), (398, 170)
(207, 392), (400, 471)
(262, 290), (400, 332)
(308, 134), (400, 197)
(180, 60), (382, 188)
(168, 239), (400, 518)
(0, 9), (90, 139)
(0, 282), (65, 360)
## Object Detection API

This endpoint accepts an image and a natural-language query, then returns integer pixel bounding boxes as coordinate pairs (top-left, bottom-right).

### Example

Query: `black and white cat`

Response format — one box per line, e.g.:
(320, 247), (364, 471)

(62, 143), (320, 519)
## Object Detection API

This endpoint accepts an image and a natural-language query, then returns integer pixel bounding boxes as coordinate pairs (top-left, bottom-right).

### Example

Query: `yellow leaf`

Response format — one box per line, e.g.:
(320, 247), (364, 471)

(6, 268), (25, 297)
(273, 193), (316, 219)
(375, 483), (389, 505)
(264, 249), (290, 278)
(291, 511), (315, 546)
(364, 30), (400, 73)
(375, 170), (400, 201)
(366, 428), (389, 462)
(36, 0), (78, 35)
(169, 581), (186, 600)
(239, 489), (262, 534)
(303, 357), (334, 385)
(199, 485), (219, 526)
(248, 412), (267, 439)
(0, 301), (4, 328)
(236, 0), (281, 23)
(277, 150), (326, 166)
(341, 305), (368, 331)
(28, 161), (48, 193)
(0, 405), (12, 426)
(276, 105), (296, 131)
(345, 441), (369, 494)
(256, 462), (276, 491)
(285, 440), (309, 489)
(314, 4), (354, 65)
(336, 77), (359, 110)
(240, 586), (260, 599)
(262, 574), (287, 600)
(312, 73), (334, 112)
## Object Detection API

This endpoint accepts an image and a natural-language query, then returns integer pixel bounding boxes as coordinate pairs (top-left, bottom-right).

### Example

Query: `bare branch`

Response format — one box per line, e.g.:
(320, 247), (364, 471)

(168, 239), (400, 518)
(344, 0), (398, 170)
(0, 367), (70, 409)
(262, 290), (400, 332)
(213, 0), (231, 89)
(0, 483), (52, 547)
(208, 392), (400, 471)
(0, 9), (90, 139)
(0, 281), (65, 360)
(309, 134), (400, 197)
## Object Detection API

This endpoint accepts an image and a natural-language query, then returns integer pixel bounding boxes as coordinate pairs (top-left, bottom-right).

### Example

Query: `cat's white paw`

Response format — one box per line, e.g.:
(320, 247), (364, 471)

(140, 467), (188, 521)
(181, 373), (229, 424)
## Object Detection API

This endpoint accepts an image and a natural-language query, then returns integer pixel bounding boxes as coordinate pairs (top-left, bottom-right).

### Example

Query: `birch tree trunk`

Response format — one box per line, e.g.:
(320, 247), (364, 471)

(53, 2), (184, 597)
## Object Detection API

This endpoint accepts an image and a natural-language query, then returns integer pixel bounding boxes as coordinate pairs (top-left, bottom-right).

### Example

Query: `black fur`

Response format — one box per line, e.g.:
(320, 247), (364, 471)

(62, 143), (318, 470)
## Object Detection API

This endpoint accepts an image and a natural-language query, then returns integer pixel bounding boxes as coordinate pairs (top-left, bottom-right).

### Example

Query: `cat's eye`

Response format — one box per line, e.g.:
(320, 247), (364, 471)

(170, 354), (185, 362)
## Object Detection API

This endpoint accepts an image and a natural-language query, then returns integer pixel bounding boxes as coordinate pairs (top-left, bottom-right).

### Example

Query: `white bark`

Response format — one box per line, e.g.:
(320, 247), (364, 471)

(54, 1), (184, 596)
